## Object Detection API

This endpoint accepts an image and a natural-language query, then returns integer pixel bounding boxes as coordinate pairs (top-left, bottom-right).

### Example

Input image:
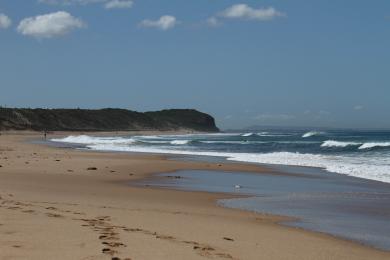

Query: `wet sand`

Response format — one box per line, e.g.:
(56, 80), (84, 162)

(137, 169), (390, 250)
(1, 131), (390, 260)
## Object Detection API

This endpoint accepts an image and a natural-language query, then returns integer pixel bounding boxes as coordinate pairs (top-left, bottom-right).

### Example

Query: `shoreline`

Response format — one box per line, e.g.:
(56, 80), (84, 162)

(137, 169), (390, 251)
(1, 131), (389, 259)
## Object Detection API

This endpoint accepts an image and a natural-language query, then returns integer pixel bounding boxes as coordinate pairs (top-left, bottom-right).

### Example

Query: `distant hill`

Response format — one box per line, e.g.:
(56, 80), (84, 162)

(0, 108), (219, 132)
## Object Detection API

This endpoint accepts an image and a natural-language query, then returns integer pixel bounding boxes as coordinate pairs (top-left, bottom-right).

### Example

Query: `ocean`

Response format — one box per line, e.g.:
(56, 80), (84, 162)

(52, 129), (390, 183)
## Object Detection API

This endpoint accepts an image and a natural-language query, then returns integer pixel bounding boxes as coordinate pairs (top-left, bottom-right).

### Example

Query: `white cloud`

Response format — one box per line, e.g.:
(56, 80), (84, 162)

(38, 0), (106, 5)
(207, 17), (222, 27)
(104, 0), (133, 9)
(219, 4), (285, 21)
(139, 15), (178, 30)
(17, 11), (85, 38)
(39, 0), (132, 9)
(0, 14), (12, 29)
(354, 105), (364, 111)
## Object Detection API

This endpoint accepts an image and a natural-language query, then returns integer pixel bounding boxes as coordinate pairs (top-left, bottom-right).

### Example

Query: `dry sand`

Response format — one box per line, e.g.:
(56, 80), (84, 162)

(0, 131), (389, 260)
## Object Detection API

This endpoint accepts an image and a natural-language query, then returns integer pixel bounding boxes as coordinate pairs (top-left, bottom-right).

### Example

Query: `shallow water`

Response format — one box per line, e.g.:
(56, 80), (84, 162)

(136, 167), (390, 250)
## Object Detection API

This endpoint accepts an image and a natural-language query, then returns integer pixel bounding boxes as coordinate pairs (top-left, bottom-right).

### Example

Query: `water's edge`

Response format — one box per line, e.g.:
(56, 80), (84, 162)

(39, 138), (390, 251)
(133, 167), (390, 252)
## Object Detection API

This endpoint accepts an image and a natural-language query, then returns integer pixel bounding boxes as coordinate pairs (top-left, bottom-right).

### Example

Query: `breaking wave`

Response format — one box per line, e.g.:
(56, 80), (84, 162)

(170, 140), (191, 145)
(321, 140), (361, 148)
(359, 142), (390, 150)
(321, 140), (390, 150)
(51, 135), (136, 145)
(241, 133), (256, 137)
(302, 131), (324, 138)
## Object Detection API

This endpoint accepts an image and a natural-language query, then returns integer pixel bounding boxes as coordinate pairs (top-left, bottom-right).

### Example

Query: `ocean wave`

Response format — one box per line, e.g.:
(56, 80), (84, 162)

(201, 140), (259, 145)
(321, 140), (361, 148)
(241, 133), (256, 137)
(134, 135), (161, 139)
(138, 140), (171, 144)
(302, 131), (324, 138)
(320, 140), (390, 150)
(359, 142), (390, 150)
(240, 132), (292, 137)
(51, 135), (136, 145)
(201, 140), (317, 145)
(170, 140), (191, 145)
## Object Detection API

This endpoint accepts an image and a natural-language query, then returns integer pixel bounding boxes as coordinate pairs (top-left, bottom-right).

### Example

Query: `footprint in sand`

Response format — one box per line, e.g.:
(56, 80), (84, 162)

(22, 209), (36, 214)
(223, 237), (234, 241)
(7, 206), (22, 210)
(46, 213), (63, 218)
(102, 247), (117, 255)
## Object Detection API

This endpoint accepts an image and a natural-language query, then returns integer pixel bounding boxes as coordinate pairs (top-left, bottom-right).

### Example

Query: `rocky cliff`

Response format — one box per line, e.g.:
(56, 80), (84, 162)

(0, 108), (219, 132)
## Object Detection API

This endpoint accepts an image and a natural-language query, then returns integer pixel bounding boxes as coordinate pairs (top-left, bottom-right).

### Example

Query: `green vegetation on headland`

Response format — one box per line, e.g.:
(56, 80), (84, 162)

(0, 108), (219, 132)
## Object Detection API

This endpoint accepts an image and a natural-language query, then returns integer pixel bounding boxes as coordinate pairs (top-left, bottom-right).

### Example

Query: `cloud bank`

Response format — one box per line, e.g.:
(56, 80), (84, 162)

(140, 15), (178, 30)
(38, 0), (106, 5)
(208, 4), (285, 27)
(220, 4), (285, 21)
(17, 11), (85, 38)
(39, 0), (133, 9)
(104, 0), (133, 9)
(0, 14), (12, 29)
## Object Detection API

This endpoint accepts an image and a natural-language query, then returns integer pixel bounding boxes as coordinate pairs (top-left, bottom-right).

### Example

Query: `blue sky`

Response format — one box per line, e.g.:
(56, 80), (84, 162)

(0, 0), (389, 129)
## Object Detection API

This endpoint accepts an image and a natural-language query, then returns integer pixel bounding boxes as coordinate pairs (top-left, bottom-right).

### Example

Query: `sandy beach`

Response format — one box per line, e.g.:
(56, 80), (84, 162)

(1, 132), (389, 260)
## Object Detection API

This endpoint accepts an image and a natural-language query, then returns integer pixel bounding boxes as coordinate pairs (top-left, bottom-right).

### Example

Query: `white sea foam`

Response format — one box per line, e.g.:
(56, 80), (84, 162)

(302, 131), (324, 138)
(320, 140), (390, 150)
(51, 135), (136, 145)
(321, 140), (361, 148)
(52, 135), (390, 183)
(201, 140), (261, 145)
(241, 133), (255, 137)
(359, 142), (390, 150)
(170, 140), (190, 145)
(135, 135), (161, 139)
(139, 140), (170, 144)
(200, 140), (315, 145)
